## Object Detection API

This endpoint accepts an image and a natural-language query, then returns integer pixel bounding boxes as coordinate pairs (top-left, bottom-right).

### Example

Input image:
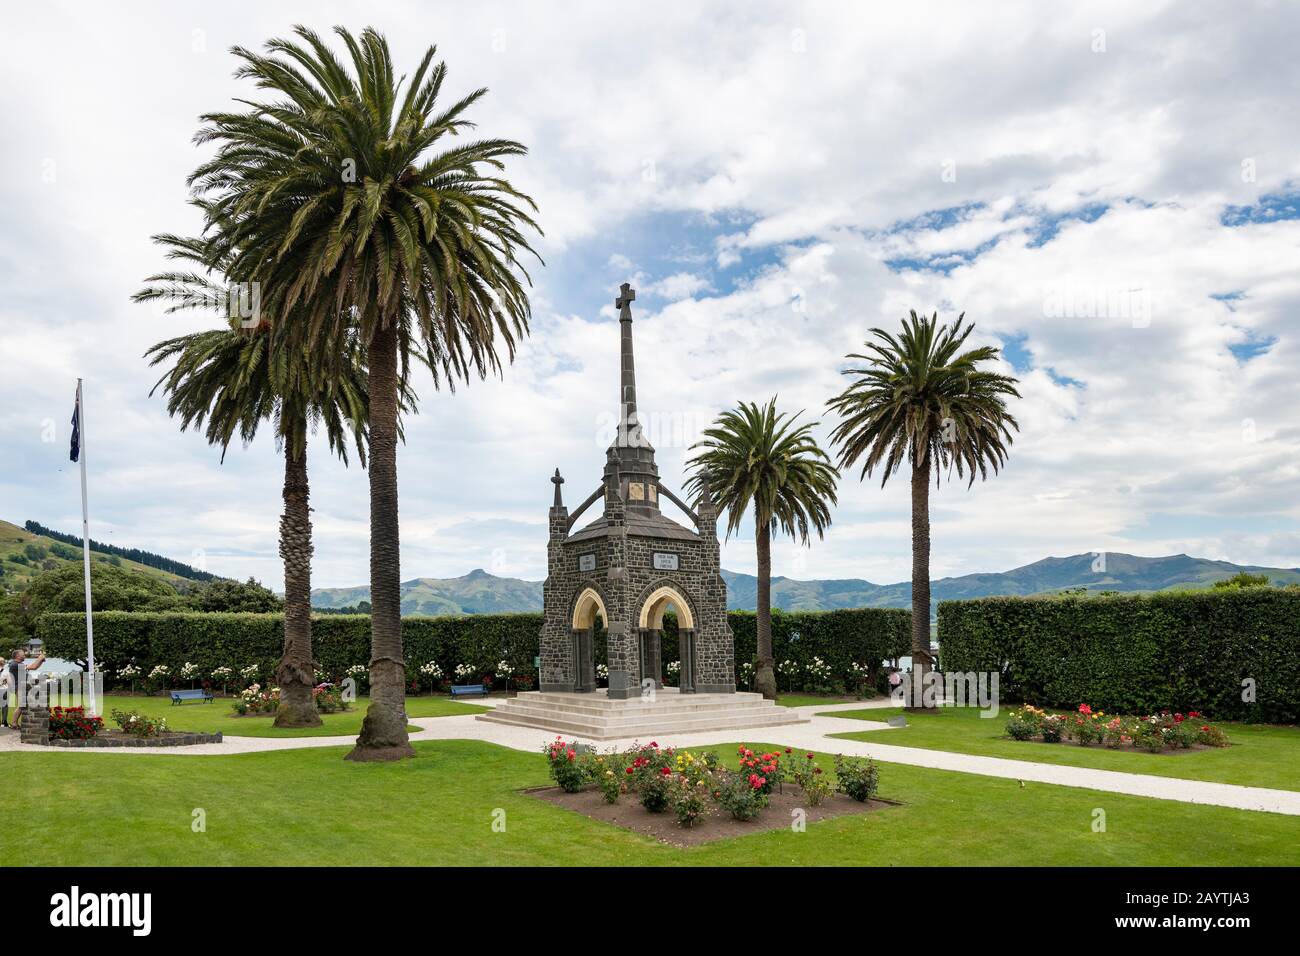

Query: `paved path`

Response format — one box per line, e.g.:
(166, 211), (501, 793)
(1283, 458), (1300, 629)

(4, 702), (1296, 816)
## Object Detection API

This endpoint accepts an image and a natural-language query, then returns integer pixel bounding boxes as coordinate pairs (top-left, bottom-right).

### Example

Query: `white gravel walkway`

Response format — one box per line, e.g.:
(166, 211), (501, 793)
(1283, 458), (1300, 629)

(3, 700), (1296, 816)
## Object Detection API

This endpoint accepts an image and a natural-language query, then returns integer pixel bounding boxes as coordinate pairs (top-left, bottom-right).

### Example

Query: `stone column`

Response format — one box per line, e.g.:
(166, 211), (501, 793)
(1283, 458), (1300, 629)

(19, 705), (50, 746)
(693, 483), (735, 693)
(639, 628), (663, 688)
(572, 628), (596, 693)
(541, 469), (575, 692)
(603, 469), (639, 699)
(678, 629), (697, 693)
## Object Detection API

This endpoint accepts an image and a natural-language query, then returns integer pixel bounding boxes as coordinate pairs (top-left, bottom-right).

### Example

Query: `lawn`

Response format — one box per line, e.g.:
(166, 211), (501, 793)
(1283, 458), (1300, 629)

(776, 694), (866, 708)
(87, 694), (489, 738)
(825, 705), (1300, 791)
(4, 739), (1295, 866)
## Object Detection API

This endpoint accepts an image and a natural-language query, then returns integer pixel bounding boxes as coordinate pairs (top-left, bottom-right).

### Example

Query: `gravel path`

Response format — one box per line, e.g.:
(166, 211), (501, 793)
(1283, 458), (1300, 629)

(4, 700), (1295, 816)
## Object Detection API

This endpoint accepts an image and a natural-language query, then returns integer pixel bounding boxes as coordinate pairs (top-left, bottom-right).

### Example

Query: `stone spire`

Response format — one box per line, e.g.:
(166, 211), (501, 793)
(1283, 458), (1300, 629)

(551, 467), (565, 508)
(615, 282), (648, 450)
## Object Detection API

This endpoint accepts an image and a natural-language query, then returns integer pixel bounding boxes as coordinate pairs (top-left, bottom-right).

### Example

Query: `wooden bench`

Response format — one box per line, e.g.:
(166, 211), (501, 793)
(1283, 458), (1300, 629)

(170, 688), (214, 706)
(450, 684), (487, 699)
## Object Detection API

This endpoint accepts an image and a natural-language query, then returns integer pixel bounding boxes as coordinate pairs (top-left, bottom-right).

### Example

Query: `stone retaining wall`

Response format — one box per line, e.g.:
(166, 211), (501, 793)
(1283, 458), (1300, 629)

(18, 706), (222, 748)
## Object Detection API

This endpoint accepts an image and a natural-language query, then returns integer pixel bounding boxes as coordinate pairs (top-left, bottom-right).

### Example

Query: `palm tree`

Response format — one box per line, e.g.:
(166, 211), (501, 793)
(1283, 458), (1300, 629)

(827, 311), (1020, 707)
(137, 234), (370, 728)
(686, 398), (838, 700)
(186, 26), (542, 760)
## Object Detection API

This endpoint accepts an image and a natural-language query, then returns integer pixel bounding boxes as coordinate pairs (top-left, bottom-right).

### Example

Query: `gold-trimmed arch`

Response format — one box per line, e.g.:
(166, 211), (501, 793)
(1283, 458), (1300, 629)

(571, 587), (608, 629)
(638, 584), (695, 630)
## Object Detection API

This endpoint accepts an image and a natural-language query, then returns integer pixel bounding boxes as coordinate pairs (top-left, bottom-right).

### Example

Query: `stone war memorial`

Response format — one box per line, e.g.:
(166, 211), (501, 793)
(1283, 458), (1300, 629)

(481, 285), (805, 739)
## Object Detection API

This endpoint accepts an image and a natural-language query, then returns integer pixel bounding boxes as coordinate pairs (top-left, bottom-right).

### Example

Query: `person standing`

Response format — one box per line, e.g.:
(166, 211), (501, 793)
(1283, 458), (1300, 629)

(4, 649), (45, 727)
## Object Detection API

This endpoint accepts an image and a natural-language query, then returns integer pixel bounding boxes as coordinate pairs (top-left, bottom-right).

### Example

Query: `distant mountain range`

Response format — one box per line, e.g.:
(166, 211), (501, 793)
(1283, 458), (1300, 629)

(310, 552), (1300, 617)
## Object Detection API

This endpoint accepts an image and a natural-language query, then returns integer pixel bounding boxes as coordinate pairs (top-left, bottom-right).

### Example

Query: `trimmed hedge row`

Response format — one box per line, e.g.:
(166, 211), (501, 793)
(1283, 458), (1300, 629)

(37, 607), (911, 690)
(937, 589), (1300, 723)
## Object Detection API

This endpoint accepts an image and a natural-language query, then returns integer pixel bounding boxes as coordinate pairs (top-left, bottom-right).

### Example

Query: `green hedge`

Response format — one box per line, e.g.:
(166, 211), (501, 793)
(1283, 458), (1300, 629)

(937, 589), (1300, 723)
(37, 607), (910, 691)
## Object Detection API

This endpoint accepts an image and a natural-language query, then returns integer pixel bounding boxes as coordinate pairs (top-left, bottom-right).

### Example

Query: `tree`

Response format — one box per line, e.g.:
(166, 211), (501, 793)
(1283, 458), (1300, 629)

(191, 577), (284, 613)
(139, 235), (371, 728)
(21, 563), (183, 637)
(190, 27), (541, 760)
(1213, 571), (1271, 589)
(827, 311), (1019, 707)
(686, 398), (838, 700)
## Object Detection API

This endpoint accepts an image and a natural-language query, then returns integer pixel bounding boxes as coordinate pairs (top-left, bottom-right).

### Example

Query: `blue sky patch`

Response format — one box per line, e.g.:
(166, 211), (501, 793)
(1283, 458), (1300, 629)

(1221, 187), (1300, 226)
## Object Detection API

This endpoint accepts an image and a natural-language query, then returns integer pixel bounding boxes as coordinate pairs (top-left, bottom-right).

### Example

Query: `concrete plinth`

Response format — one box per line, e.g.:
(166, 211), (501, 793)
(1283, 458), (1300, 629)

(476, 686), (808, 741)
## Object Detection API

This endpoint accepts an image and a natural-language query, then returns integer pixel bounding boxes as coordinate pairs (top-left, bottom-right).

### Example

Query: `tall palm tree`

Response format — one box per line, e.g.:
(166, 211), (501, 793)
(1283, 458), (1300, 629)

(827, 311), (1020, 707)
(686, 398), (838, 700)
(187, 26), (542, 760)
(137, 234), (371, 728)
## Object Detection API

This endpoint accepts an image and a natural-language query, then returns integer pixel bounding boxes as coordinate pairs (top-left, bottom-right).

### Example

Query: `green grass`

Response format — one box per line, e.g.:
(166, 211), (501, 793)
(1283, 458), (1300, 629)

(825, 706), (1300, 791)
(91, 694), (488, 738)
(2, 739), (1294, 866)
(776, 694), (865, 708)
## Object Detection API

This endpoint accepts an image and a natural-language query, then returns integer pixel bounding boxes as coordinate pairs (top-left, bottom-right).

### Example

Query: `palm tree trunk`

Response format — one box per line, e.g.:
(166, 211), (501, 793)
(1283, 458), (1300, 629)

(274, 438), (322, 728)
(909, 456), (935, 709)
(347, 322), (414, 761)
(753, 516), (777, 700)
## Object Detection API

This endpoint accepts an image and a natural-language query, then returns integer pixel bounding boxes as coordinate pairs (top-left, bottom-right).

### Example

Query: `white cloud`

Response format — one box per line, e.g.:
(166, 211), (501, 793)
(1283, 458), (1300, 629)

(1, 0), (1298, 591)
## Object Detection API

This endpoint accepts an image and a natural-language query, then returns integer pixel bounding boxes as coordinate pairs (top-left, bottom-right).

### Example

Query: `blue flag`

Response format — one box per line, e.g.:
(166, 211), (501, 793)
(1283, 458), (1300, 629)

(70, 390), (81, 462)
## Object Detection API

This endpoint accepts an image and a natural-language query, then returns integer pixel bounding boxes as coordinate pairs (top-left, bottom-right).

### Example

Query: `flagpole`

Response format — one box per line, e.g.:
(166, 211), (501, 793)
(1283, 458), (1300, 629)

(77, 378), (97, 714)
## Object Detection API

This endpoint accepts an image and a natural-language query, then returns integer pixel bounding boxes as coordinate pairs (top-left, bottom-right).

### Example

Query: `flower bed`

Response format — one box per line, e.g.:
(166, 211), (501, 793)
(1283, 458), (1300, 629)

(48, 706), (104, 741)
(21, 706), (222, 748)
(1005, 704), (1231, 752)
(229, 683), (352, 717)
(533, 738), (894, 844)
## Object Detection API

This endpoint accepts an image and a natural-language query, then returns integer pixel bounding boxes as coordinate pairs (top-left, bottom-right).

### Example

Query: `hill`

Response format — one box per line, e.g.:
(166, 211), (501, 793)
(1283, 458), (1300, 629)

(724, 552), (1300, 617)
(311, 568), (545, 616)
(0, 519), (197, 593)
(311, 552), (1300, 617)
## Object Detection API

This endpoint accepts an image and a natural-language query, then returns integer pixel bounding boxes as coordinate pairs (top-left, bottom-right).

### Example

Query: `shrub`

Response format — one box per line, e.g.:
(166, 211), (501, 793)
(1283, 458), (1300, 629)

(713, 770), (769, 820)
(625, 742), (675, 811)
(637, 767), (673, 812)
(37, 607), (910, 700)
(48, 706), (103, 740)
(669, 776), (712, 827)
(110, 708), (166, 738)
(1069, 705), (1106, 746)
(596, 768), (622, 804)
(1039, 715), (1065, 743)
(833, 755), (879, 802)
(937, 589), (1300, 723)
(785, 750), (832, 806)
(145, 664), (171, 692)
(1103, 718), (1128, 749)
(543, 737), (588, 793)
(312, 686), (348, 713)
(735, 745), (781, 795)
(1005, 712), (1038, 740)
(1196, 723), (1230, 747)
(1134, 725), (1166, 752)
(232, 684), (278, 715)
(671, 749), (716, 788)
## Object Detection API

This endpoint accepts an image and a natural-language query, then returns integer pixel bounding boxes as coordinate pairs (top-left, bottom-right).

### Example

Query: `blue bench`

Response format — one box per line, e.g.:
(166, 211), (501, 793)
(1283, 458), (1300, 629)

(170, 688), (214, 706)
(450, 684), (487, 699)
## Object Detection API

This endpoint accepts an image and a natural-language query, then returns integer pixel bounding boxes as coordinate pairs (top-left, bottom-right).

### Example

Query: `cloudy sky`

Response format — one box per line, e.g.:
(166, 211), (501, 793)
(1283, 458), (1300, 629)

(2, 1), (1298, 589)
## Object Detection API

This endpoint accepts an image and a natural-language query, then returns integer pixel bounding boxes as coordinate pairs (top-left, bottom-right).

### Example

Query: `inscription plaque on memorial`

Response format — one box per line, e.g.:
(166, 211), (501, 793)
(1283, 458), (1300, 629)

(652, 551), (679, 571)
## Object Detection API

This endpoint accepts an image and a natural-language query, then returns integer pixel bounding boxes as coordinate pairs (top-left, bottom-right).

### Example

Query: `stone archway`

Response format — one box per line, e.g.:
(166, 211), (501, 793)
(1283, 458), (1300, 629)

(568, 587), (606, 693)
(636, 583), (697, 693)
